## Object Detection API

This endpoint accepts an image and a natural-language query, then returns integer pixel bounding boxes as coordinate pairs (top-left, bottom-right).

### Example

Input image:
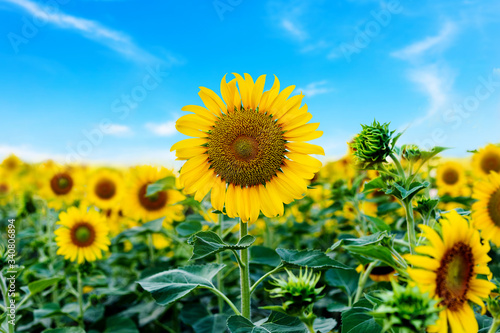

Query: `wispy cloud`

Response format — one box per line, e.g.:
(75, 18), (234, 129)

(407, 66), (453, 126)
(102, 124), (132, 136)
(2, 0), (166, 64)
(0, 144), (65, 162)
(145, 121), (177, 137)
(391, 22), (457, 61)
(296, 80), (334, 97)
(281, 19), (307, 41)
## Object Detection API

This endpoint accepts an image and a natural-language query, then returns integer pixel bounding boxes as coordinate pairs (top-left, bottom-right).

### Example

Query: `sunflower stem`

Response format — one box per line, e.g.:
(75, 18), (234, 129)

(216, 214), (224, 314)
(239, 219), (251, 319)
(403, 200), (417, 255)
(147, 233), (155, 264)
(76, 268), (85, 328)
(488, 317), (500, 333)
(390, 152), (406, 181)
(354, 261), (378, 304)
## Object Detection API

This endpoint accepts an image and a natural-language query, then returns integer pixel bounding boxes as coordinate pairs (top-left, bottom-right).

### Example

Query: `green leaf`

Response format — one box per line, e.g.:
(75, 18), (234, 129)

(364, 215), (391, 233)
(362, 177), (387, 193)
(392, 181), (429, 201)
(327, 302), (350, 313)
(176, 220), (203, 237)
(313, 317), (337, 333)
(325, 268), (359, 297)
(34, 303), (64, 321)
(146, 176), (176, 197)
(227, 312), (307, 333)
(276, 249), (351, 270)
(250, 246), (281, 267)
(189, 231), (255, 260)
(419, 146), (449, 164)
(343, 243), (398, 268)
(42, 329), (86, 333)
(28, 276), (62, 296)
(137, 264), (225, 306)
(341, 299), (381, 333)
(193, 314), (229, 333)
(104, 316), (139, 333)
(114, 218), (164, 243)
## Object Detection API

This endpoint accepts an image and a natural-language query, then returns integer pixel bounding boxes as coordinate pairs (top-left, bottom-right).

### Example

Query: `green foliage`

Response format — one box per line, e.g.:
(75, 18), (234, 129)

(137, 264), (225, 306)
(188, 231), (255, 260)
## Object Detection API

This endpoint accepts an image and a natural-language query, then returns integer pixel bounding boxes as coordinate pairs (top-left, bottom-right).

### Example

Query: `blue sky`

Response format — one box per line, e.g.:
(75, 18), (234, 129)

(1, 0), (499, 167)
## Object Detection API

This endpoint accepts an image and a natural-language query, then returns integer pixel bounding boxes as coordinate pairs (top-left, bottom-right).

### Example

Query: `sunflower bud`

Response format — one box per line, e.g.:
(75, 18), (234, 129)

(488, 294), (500, 319)
(350, 120), (396, 168)
(267, 268), (324, 316)
(371, 282), (440, 333)
(402, 144), (421, 162)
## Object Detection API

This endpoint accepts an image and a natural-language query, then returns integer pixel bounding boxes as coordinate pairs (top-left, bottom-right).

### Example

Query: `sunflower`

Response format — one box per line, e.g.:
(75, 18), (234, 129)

(39, 163), (83, 210)
(436, 161), (467, 196)
(473, 144), (500, 178)
(122, 166), (185, 224)
(87, 168), (124, 210)
(472, 171), (500, 246)
(1, 154), (23, 175)
(171, 73), (324, 223)
(55, 206), (110, 264)
(407, 211), (495, 333)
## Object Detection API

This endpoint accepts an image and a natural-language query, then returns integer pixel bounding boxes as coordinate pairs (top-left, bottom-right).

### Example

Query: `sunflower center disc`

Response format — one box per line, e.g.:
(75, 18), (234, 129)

(436, 242), (473, 310)
(207, 109), (286, 187)
(0, 184), (8, 194)
(95, 178), (116, 200)
(488, 189), (500, 227)
(481, 152), (500, 174)
(443, 168), (459, 185)
(138, 184), (167, 211)
(71, 223), (96, 247)
(50, 173), (74, 195)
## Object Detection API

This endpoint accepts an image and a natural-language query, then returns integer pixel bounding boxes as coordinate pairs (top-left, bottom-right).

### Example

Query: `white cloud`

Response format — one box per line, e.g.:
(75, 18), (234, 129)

(406, 66), (452, 126)
(3, 0), (164, 64)
(0, 144), (65, 163)
(281, 19), (307, 41)
(102, 124), (132, 136)
(145, 121), (177, 137)
(391, 22), (457, 61)
(296, 80), (333, 97)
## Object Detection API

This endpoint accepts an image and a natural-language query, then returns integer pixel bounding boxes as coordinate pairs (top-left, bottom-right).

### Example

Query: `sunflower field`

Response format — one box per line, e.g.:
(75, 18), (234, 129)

(2, 74), (500, 333)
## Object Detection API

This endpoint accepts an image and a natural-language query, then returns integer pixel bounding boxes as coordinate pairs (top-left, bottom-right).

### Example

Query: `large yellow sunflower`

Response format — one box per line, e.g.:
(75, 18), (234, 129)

(122, 166), (185, 224)
(171, 73), (324, 223)
(473, 144), (500, 178)
(55, 206), (110, 264)
(407, 211), (495, 333)
(436, 161), (467, 196)
(472, 171), (500, 246)
(87, 168), (124, 210)
(39, 163), (84, 210)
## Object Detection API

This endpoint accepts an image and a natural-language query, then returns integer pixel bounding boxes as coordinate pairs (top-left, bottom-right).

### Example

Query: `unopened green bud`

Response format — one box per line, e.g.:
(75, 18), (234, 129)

(402, 144), (421, 162)
(371, 281), (440, 333)
(267, 268), (324, 316)
(350, 120), (396, 168)
(488, 294), (500, 319)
